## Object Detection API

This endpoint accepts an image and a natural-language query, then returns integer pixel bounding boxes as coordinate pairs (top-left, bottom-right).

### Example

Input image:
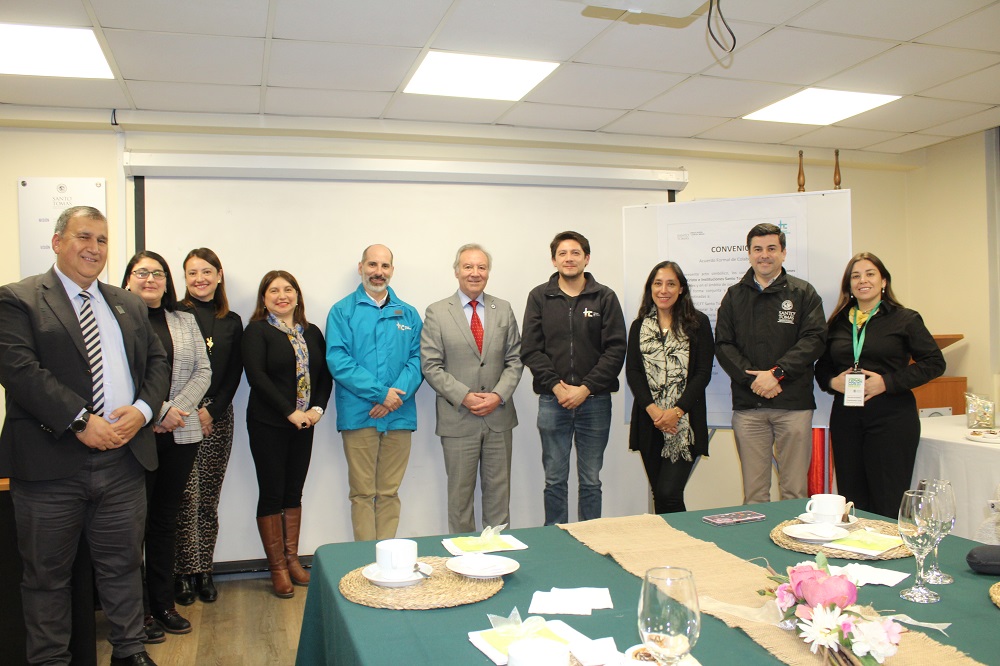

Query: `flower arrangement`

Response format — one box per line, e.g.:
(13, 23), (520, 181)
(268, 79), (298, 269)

(760, 554), (903, 665)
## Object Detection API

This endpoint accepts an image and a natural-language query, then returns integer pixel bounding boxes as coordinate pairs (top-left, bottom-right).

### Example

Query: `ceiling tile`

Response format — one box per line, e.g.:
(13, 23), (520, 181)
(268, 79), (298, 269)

(820, 44), (1000, 95)
(499, 102), (626, 131)
(264, 88), (393, 118)
(268, 41), (418, 91)
(923, 106), (1000, 137)
(525, 63), (685, 109)
(601, 111), (727, 137)
(695, 119), (816, 144)
(127, 81), (260, 113)
(642, 76), (798, 117)
(837, 96), (992, 132)
(788, 0), (993, 41)
(575, 18), (770, 73)
(863, 133), (955, 153)
(104, 30), (264, 85)
(707, 0), (818, 25)
(921, 63), (1000, 104)
(0, 0), (91, 26)
(91, 0), (269, 37)
(431, 0), (610, 60)
(384, 94), (514, 124)
(918, 2), (1000, 51)
(0, 75), (130, 108)
(273, 0), (452, 46)
(702, 28), (893, 85)
(785, 126), (903, 150)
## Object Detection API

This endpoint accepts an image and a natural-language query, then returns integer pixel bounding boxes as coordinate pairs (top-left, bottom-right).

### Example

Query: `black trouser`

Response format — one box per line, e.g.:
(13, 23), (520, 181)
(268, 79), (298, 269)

(247, 419), (314, 517)
(144, 433), (199, 613)
(639, 442), (697, 514)
(829, 391), (920, 519)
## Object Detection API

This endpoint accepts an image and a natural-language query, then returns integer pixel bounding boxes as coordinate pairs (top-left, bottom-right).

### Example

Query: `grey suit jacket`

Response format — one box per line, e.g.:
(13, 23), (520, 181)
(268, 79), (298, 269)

(158, 310), (212, 444)
(421, 292), (523, 437)
(0, 267), (170, 480)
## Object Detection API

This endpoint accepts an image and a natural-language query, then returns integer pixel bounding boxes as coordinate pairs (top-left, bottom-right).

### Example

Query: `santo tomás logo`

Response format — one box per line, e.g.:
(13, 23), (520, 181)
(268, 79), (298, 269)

(777, 299), (796, 325)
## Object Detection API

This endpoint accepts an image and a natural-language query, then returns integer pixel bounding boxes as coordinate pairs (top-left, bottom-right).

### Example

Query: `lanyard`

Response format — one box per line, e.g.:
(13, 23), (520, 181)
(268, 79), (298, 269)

(851, 301), (881, 370)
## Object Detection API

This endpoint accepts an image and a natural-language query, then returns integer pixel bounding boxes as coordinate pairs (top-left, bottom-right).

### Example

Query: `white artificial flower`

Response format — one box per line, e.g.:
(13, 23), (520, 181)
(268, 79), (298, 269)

(797, 605), (844, 654)
(850, 620), (900, 664)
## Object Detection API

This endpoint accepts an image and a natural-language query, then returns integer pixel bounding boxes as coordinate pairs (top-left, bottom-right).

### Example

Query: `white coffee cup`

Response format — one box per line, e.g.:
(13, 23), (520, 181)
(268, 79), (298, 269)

(375, 538), (418, 580)
(805, 494), (854, 524)
(507, 638), (569, 666)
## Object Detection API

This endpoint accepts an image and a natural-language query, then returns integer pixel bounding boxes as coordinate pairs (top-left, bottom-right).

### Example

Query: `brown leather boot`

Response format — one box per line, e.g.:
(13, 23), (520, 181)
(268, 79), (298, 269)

(283, 507), (310, 586)
(256, 514), (293, 598)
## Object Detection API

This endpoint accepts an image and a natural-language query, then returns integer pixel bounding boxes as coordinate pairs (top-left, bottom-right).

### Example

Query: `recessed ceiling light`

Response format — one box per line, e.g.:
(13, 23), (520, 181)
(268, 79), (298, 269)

(0, 23), (113, 79)
(744, 88), (900, 125)
(404, 51), (558, 102)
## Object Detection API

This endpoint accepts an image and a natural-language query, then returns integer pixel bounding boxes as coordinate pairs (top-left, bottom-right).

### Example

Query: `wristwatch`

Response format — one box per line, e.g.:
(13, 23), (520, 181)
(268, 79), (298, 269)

(70, 412), (91, 434)
(770, 366), (785, 382)
(311, 406), (324, 415)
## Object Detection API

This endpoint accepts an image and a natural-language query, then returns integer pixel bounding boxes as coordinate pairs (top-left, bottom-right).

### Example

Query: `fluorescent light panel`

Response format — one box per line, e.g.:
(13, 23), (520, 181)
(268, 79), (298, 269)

(0, 23), (113, 79)
(744, 88), (900, 125)
(405, 51), (558, 101)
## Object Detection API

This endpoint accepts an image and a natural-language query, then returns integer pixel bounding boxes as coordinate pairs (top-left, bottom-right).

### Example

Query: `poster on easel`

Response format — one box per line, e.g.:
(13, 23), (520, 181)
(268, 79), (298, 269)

(17, 178), (108, 280)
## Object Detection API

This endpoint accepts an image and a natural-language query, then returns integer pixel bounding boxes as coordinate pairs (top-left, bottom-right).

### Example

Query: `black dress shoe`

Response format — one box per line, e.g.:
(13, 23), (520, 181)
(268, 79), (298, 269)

(152, 608), (192, 634)
(141, 614), (165, 644)
(174, 575), (197, 606)
(110, 650), (158, 665)
(196, 572), (218, 602)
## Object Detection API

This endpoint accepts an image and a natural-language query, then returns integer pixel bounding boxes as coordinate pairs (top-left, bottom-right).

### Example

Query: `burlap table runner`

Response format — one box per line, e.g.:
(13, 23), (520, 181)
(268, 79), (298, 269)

(560, 514), (983, 666)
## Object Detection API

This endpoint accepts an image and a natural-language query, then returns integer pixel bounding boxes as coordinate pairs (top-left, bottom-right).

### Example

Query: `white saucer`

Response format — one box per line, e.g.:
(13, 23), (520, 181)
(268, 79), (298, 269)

(361, 562), (432, 588)
(782, 523), (849, 544)
(446, 554), (519, 579)
(797, 513), (858, 528)
(966, 429), (1000, 443)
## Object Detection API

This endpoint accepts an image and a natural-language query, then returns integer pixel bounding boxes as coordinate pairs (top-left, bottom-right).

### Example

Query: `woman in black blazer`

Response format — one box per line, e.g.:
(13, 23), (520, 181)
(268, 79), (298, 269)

(242, 270), (332, 598)
(626, 261), (714, 513)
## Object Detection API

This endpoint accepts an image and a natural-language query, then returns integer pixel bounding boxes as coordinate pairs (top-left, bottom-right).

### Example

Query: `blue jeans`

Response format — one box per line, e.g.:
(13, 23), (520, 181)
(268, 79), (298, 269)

(537, 393), (612, 525)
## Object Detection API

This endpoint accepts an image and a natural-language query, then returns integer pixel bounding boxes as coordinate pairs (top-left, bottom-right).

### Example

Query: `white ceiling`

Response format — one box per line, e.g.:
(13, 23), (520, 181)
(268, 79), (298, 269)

(2, 0), (999, 155)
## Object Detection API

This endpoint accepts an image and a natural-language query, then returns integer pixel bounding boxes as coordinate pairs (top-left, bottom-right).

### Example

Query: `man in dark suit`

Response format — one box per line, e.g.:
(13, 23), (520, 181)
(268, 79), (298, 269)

(421, 244), (523, 533)
(0, 206), (169, 666)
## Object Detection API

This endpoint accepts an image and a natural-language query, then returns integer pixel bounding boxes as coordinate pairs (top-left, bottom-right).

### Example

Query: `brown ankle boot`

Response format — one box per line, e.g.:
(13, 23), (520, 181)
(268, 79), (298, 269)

(257, 514), (293, 598)
(283, 507), (310, 586)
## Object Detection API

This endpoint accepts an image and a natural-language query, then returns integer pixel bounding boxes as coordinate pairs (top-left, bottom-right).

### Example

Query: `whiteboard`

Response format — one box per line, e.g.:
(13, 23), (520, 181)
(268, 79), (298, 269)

(143, 177), (669, 561)
(622, 190), (853, 428)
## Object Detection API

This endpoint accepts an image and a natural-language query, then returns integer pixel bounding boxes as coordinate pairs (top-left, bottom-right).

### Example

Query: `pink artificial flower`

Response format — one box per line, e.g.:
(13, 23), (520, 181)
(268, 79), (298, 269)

(775, 583), (797, 612)
(788, 565), (827, 598)
(794, 603), (814, 621)
(800, 574), (857, 609)
(881, 618), (903, 645)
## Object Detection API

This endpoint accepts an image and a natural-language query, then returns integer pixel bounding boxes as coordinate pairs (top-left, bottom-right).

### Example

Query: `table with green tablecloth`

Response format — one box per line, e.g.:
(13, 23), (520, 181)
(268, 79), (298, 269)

(296, 500), (1000, 665)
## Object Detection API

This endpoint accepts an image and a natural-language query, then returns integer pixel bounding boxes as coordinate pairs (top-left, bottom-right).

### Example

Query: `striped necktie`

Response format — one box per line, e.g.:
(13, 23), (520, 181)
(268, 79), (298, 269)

(79, 291), (105, 416)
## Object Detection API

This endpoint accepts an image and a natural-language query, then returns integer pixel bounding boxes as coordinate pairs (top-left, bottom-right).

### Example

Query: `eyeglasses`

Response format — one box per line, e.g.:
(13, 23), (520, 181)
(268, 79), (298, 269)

(132, 269), (167, 280)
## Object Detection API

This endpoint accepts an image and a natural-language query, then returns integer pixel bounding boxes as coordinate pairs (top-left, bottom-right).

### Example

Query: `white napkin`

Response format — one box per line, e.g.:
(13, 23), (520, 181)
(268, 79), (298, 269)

(528, 587), (613, 615)
(828, 563), (910, 587)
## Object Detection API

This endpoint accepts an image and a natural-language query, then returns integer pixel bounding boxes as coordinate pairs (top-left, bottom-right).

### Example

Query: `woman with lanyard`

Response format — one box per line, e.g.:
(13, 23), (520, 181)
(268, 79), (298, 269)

(816, 252), (945, 518)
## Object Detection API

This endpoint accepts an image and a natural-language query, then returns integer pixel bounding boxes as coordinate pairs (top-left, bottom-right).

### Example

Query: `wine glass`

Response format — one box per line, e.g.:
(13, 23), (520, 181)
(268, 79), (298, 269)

(917, 479), (956, 584)
(897, 490), (942, 603)
(638, 567), (701, 664)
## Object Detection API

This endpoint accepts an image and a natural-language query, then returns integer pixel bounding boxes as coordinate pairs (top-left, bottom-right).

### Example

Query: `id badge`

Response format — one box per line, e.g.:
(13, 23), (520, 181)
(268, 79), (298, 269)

(843, 372), (865, 407)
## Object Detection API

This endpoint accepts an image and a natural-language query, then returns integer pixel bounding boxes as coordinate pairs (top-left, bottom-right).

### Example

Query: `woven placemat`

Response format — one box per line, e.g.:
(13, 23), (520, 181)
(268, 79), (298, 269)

(339, 556), (503, 610)
(769, 518), (912, 560)
(990, 581), (1000, 609)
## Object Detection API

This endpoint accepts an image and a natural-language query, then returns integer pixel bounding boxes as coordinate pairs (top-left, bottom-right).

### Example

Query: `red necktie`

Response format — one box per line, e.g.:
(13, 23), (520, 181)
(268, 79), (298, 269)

(470, 300), (483, 353)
